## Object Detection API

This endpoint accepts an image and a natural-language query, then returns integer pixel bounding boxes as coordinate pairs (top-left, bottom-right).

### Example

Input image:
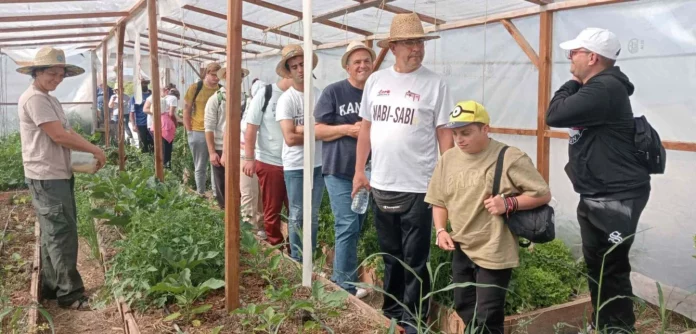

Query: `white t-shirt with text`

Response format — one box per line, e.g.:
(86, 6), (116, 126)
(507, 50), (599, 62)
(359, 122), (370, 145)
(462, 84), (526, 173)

(275, 86), (323, 171)
(359, 65), (453, 193)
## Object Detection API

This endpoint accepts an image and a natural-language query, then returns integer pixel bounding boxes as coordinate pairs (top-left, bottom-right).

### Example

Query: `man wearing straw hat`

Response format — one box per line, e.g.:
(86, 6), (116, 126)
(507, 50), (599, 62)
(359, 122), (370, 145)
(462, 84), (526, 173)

(314, 41), (375, 299)
(17, 46), (106, 310)
(352, 13), (454, 331)
(275, 44), (324, 261)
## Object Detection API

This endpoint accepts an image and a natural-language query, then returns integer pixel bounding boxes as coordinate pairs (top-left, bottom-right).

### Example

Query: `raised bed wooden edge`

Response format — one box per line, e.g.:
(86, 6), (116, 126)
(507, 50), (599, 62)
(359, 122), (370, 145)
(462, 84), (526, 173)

(28, 216), (40, 331)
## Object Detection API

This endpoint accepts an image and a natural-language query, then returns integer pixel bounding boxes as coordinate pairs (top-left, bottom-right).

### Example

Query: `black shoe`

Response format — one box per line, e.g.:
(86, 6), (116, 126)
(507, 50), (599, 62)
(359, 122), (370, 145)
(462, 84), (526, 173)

(41, 286), (57, 301)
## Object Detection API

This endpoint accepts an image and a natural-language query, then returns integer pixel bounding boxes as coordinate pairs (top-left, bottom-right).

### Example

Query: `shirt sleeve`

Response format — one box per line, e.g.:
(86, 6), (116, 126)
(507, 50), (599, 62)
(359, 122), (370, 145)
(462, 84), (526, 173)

(424, 155), (447, 207)
(184, 84), (196, 104)
(166, 96), (178, 108)
(506, 153), (550, 198)
(23, 95), (61, 126)
(314, 85), (335, 124)
(204, 93), (219, 132)
(358, 77), (372, 121)
(245, 92), (265, 126)
(435, 79), (454, 127)
(275, 92), (293, 121)
(546, 80), (609, 128)
(129, 96), (136, 113)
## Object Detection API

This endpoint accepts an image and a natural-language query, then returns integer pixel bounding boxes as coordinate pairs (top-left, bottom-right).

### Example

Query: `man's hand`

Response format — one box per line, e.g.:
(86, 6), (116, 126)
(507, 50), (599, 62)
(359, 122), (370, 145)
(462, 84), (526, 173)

(484, 195), (506, 216)
(93, 149), (107, 171)
(295, 125), (304, 134)
(436, 231), (456, 251)
(210, 151), (221, 167)
(351, 171), (370, 198)
(346, 122), (361, 139)
(131, 123), (138, 133)
(220, 153), (226, 167)
(243, 160), (256, 177)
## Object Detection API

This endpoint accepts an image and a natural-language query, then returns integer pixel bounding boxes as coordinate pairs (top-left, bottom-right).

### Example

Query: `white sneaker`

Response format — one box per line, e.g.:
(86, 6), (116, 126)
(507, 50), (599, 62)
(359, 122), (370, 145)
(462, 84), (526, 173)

(355, 288), (369, 299)
(256, 230), (267, 240)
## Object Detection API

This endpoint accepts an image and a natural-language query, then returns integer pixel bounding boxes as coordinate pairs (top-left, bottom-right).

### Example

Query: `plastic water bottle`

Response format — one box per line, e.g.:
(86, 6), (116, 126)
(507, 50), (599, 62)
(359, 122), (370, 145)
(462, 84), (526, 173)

(351, 188), (370, 214)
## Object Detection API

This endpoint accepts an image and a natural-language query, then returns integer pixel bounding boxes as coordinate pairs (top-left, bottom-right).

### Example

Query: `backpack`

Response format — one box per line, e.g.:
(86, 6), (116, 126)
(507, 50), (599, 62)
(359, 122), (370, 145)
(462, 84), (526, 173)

(215, 90), (249, 119)
(192, 80), (222, 113)
(634, 115), (666, 174)
(261, 84), (272, 113)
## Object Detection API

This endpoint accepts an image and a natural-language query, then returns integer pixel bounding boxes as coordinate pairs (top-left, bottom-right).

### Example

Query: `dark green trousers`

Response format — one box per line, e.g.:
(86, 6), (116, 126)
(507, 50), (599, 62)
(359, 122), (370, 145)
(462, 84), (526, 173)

(27, 177), (84, 306)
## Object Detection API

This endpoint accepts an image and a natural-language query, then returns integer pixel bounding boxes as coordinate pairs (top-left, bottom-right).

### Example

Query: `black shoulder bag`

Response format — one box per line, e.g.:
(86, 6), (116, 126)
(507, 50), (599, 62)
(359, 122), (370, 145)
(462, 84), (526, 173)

(493, 146), (556, 248)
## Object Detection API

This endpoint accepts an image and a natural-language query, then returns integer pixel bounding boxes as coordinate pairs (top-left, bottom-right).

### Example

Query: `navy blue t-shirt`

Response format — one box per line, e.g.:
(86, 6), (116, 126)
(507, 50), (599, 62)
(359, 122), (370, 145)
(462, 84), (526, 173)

(314, 79), (364, 179)
(130, 91), (152, 126)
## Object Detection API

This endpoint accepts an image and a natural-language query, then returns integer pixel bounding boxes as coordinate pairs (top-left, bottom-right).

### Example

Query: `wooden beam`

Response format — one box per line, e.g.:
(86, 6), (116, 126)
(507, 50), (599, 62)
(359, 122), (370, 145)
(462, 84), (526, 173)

(186, 60), (204, 80)
(124, 42), (220, 61)
(525, 0), (554, 4)
(139, 33), (215, 52)
(381, 4), (446, 25)
(1, 0), (93, 2)
(95, 0), (147, 50)
(0, 23), (114, 34)
(0, 11), (127, 23)
(373, 47), (389, 71)
(102, 43), (110, 148)
(0, 32), (107, 43)
(536, 11), (553, 183)
(0, 39), (104, 48)
(117, 23), (126, 172)
(489, 127), (537, 136)
(157, 29), (226, 49)
(160, 17), (283, 50)
(147, 0), (164, 182)
(245, 0), (373, 35)
(500, 19), (540, 69)
(181, 4), (320, 44)
(225, 0), (242, 312)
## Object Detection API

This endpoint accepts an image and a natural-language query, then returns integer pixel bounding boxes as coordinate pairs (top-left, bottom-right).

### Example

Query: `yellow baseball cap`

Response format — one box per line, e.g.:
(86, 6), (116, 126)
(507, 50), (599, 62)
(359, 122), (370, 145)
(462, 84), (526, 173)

(444, 100), (490, 129)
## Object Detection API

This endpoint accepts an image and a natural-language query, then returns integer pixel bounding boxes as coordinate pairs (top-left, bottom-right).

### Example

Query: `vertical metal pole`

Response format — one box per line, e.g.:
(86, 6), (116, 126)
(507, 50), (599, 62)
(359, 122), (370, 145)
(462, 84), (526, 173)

(301, 0), (314, 287)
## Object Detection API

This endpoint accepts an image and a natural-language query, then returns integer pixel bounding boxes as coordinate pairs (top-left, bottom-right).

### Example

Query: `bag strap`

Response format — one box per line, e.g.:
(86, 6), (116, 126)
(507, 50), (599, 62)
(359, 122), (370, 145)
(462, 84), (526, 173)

(261, 84), (272, 113)
(191, 80), (204, 112)
(492, 146), (510, 196)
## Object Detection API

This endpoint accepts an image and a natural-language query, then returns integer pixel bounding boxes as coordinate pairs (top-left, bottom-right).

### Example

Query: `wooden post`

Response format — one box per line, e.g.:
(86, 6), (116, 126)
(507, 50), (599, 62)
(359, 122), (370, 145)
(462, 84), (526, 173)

(536, 11), (552, 182)
(117, 23), (126, 171)
(373, 47), (389, 71)
(147, 0), (164, 182)
(102, 43), (110, 148)
(224, 0), (242, 312)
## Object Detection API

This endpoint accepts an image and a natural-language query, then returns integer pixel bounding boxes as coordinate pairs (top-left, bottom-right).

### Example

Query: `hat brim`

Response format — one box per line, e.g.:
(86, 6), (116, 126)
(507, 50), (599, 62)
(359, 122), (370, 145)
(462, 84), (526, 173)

(444, 121), (481, 129)
(16, 64), (85, 77)
(377, 35), (439, 48)
(217, 67), (250, 80)
(276, 53), (319, 79)
(559, 39), (583, 50)
(341, 45), (377, 67)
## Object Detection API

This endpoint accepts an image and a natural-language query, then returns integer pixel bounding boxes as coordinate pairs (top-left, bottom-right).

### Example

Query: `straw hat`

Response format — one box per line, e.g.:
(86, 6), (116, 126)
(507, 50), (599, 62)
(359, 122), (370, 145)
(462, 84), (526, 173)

(275, 44), (318, 79)
(16, 46), (85, 77)
(377, 13), (439, 48)
(341, 41), (376, 67)
(217, 67), (250, 80)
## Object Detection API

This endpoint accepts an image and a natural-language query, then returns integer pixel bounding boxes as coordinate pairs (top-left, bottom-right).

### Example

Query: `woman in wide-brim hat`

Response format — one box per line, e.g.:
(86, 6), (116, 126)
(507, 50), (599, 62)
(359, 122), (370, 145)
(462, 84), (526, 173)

(275, 44), (319, 79)
(377, 12), (439, 48)
(16, 46), (106, 311)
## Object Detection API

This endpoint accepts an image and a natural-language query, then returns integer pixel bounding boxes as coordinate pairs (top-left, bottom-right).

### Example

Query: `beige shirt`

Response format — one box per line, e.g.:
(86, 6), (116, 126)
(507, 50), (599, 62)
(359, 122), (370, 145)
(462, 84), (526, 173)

(425, 139), (550, 270)
(18, 85), (72, 180)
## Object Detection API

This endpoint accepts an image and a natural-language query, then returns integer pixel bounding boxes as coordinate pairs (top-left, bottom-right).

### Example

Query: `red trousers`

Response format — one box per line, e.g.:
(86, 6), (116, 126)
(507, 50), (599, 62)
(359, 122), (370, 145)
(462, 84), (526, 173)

(255, 160), (288, 245)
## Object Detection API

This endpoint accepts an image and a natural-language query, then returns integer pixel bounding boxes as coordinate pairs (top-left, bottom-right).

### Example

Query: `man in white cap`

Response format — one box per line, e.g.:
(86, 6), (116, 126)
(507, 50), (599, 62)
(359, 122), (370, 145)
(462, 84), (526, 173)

(314, 41), (374, 299)
(17, 46), (106, 310)
(275, 44), (324, 261)
(546, 28), (651, 333)
(352, 13), (453, 332)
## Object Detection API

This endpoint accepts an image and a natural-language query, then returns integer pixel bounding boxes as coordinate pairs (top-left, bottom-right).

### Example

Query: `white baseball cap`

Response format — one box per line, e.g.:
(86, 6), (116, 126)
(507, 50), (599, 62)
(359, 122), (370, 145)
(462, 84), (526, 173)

(560, 27), (622, 60)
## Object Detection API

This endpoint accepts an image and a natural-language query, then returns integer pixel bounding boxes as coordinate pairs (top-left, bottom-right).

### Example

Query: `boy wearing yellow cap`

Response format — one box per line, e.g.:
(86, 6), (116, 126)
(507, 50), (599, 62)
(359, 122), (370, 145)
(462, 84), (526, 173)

(424, 101), (552, 333)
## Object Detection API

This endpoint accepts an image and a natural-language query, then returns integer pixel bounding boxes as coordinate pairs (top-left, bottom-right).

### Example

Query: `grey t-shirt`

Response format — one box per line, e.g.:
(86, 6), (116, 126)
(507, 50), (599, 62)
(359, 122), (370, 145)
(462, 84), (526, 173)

(18, 85), (72, 180)
(314, 79), (364, 179)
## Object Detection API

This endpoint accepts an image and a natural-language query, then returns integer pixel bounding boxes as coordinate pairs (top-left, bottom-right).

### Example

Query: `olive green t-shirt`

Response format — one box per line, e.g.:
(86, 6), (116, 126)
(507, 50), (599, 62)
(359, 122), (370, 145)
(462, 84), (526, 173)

(424, 139), (550, 270)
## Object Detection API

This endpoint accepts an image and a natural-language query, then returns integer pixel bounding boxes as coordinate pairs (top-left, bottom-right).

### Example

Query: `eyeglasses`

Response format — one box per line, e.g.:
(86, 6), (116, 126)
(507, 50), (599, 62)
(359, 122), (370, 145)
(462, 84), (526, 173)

(398, 39), (425, 48)
(566, 49), (592, 59)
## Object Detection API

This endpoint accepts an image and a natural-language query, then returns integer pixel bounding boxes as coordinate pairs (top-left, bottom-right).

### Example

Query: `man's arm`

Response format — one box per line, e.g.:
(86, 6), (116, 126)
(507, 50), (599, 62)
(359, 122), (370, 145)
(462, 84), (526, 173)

(436, 126), (453, 155)
(546, 80), (610, 128)
(279, 120), (304, 147)
(39, 121), (106, 167)
(354, 120), (371, 172)
(204, 94), (221, 165)
(315, 122), (360, 141)
(244, 123), (259, 158)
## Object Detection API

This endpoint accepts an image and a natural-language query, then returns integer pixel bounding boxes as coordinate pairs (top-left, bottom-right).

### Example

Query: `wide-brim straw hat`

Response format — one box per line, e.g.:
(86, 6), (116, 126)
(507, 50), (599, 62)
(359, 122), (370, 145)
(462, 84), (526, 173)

(275, 44), (318, 79)
(16, 46), (85, 77)
(341, 41), (376, 67)
(217, 67), (249, 80)
(377, 13), (439, 48)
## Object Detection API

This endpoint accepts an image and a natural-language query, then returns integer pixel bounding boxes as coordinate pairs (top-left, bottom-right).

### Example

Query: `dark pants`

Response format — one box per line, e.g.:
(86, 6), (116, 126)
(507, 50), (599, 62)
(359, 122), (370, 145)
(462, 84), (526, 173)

(212, 150), (225, 209)
(162, 138), (173, 169)
(577, 192), (650, 333)
(26, 177), (85, 306)
(256, 160), (288, 246)
(372, 191), (432, 333)
(137, 125), (154, 153)
(453, 245), (512, 334)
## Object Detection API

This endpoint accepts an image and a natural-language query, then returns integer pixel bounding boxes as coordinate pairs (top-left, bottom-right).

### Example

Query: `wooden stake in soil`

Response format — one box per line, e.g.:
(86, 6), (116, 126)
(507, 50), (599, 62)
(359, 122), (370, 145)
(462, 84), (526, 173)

(103, 43), (110, 148)
(147, 0), (164, 182)
(116, 23), (126, 171)
(28, 218), (41, 332)
(224, 0), (243, 311)
(536, 11), (552, 183)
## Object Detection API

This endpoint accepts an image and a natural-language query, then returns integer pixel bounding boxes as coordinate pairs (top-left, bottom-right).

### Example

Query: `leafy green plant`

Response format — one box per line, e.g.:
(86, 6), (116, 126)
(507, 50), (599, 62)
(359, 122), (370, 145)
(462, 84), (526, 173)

(0, 133), (25, 191)
(150, 268), (225, 323)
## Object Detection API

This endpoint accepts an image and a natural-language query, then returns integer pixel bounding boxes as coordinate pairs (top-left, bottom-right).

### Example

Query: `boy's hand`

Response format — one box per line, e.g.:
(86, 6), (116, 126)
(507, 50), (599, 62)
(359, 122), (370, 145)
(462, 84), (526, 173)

(436, 231), (455, 251)
(484, 195), (506, 215)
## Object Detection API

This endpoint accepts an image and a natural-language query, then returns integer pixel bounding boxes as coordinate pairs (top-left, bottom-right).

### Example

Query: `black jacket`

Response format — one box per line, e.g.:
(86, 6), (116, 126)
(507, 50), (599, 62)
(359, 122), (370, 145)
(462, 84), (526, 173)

(546, 66), (650, 200)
